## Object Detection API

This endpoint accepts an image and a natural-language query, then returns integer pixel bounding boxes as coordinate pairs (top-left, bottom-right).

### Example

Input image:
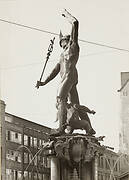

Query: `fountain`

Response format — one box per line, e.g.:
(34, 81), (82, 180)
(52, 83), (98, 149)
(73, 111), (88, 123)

(35, 9), (114, 180)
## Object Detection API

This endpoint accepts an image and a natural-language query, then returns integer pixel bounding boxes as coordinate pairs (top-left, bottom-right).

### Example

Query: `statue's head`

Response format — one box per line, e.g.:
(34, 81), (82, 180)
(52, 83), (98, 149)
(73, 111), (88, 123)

(59, 31), (70, 48)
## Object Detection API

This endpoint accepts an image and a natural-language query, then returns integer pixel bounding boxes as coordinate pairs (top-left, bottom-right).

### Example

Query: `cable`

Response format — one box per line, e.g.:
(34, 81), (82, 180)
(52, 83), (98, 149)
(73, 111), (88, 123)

(0, 18), (58, 36)
(80, 39), (129, 52)
(80, 50), (115, 58)
(0, 49), (126, 70)
(0, 50), (119, 70)
(0, 18), (129, 52)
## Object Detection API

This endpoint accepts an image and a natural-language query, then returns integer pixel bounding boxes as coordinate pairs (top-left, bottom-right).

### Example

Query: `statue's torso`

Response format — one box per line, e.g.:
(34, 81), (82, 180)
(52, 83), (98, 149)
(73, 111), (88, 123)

(59, 42), (79, 82)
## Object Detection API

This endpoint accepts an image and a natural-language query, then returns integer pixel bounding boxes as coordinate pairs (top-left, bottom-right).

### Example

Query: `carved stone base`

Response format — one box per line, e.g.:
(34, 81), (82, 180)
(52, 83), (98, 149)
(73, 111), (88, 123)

(47, 134), (106, 180)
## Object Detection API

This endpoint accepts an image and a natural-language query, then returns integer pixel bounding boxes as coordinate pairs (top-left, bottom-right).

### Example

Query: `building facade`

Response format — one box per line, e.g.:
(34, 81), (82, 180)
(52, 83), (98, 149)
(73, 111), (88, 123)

(0, 100), (51, 180)
(98, 149), (120, 180)
(118, 72), (129, 155)
(0, 98), (126, 180)
(117, 72), (129, 179)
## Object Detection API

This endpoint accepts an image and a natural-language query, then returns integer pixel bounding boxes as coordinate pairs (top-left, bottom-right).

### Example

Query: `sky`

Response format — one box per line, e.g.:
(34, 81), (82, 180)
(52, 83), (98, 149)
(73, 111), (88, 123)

(0, 0), (129, 152)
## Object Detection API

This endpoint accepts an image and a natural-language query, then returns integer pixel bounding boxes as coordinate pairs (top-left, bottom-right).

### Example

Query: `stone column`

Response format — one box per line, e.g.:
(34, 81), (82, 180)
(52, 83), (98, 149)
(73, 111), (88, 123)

(82, 162), (92, 180)
(51, 157), (60, 180)
(92, 155), (98, 180)
(0, 100), (6, 180)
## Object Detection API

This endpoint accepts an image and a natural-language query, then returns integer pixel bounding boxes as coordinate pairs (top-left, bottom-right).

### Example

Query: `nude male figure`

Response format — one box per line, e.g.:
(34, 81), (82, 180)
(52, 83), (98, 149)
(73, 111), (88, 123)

(36, 9), (80, 134)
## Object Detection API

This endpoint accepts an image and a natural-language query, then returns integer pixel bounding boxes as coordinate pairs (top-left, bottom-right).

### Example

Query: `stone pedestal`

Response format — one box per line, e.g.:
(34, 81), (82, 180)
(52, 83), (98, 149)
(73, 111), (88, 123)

(92, 156), (98, 180)
(51, 157), (60, 180)
(47, 134), (105, 180)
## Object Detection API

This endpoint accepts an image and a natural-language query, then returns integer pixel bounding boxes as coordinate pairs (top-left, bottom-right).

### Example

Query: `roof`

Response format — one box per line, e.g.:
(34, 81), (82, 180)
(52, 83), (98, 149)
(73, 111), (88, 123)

(118, 79), (129, 92)
(5, 112), (51, 130)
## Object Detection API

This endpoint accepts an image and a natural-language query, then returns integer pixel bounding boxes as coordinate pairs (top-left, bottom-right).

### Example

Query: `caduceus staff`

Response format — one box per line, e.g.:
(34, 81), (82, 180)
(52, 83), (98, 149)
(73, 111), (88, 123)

(36, 37), (55, 89)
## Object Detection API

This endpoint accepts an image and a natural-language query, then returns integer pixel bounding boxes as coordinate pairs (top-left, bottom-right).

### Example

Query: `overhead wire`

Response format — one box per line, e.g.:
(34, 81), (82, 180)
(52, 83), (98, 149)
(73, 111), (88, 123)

(0, 18), (129, 53)
(0, 50), (120, 70)
(0, 18), (58, 36)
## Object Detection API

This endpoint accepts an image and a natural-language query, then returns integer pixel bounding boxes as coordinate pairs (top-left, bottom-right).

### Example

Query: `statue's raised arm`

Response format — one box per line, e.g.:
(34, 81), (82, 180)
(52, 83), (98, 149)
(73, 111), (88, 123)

(62, 9), (79, 43)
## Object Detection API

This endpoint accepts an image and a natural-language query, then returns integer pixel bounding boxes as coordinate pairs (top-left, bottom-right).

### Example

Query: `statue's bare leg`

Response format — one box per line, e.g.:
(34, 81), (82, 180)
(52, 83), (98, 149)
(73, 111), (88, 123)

(57, 78), (74, 133)
(68, 84), (80, 105)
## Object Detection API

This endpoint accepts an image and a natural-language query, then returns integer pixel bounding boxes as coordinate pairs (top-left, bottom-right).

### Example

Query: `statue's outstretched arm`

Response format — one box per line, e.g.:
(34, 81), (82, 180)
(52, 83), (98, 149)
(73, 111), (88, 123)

(44, 63), (60, 84)
(36, 63), (60, 87)
(62, 9), (79, 42)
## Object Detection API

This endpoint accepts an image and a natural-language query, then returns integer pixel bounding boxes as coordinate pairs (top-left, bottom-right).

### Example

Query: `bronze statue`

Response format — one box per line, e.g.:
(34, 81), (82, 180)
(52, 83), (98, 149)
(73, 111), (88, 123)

(36, 9), (96, 136)
(36, 9), (80, 134)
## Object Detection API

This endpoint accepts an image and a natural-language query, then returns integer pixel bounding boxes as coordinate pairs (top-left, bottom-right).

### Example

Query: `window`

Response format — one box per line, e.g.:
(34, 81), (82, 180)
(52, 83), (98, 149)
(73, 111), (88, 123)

(14, 170), (18, 180)
(42, 157), (45, 166)
(39, 139), (42, 147)
(10, 150), (15, 161)
(34, 156), (38, 166)
(5, 115), (13, 123)
(6, 150), (14, 161)
(105, 174), (108, 180)
(34, 137), (37, 147)
(98, 174), (101, 180)
(29, 153), (32, 162)
(24, 135), (28, 146)
(6, 150), (21, 162)
(37, 139), (39, 147)
(15, 156), (18, 162)
(6, 150), (10, 160)
(15, 133), (18, 139)
(6, 169), (11, 174)
(24, 152), (28, 164)
(24, 171), (28, 180)
(28, 136), (33, 147)
(38, 155), (42, 164)
(18, 171), (22, 179)
(11, 131), (15, 141)
(28, 172), (31, 179)
(28, 136), (30, 146)
(14, 132), (22, 144)
(14, 151), (21, 163)
(18, 133), (22, 144)
(6, 131), (22, 144)
(6, 130), (11, 141)
(43, 157), (48, 167)
(42, 140), (45, 145)
(34, 172), (37, 180)
(6, 169), (13, 180)
(38, 173), (42, 180)
(18, 153), (22, 163)
(101, 175), (104, 180)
